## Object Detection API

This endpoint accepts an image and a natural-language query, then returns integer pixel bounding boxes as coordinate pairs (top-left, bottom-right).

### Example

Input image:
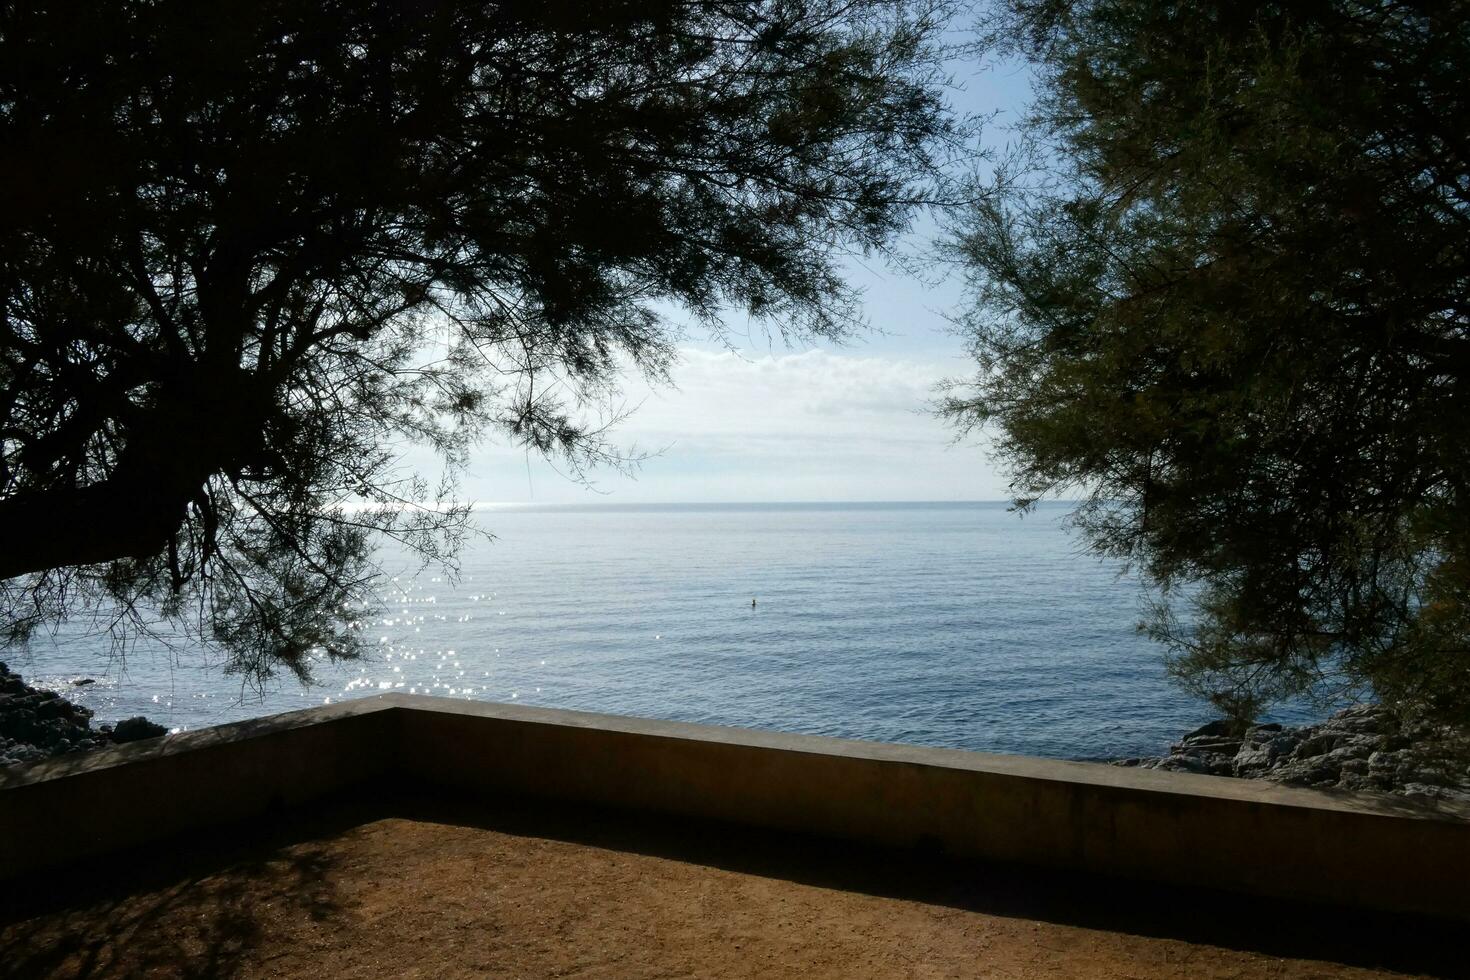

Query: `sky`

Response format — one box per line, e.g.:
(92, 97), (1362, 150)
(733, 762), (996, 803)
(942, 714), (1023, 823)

(453, 55), (1036, 506)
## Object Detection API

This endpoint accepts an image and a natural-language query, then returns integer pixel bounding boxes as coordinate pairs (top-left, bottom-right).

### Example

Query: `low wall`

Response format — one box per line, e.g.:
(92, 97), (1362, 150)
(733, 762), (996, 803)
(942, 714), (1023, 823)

(3, 693), (1468, 920)
(0, 699), (399, 879)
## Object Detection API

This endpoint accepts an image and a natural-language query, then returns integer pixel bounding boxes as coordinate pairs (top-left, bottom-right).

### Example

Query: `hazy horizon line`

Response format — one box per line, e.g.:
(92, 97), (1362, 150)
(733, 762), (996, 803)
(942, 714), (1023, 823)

(466, 499), (1070, 509)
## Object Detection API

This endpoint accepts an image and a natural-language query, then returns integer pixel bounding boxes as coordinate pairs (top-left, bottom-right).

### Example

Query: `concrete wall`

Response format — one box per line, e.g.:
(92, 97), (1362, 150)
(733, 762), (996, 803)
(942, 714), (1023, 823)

(4, 693), (1468, 920)
(0, 699), (400, 879)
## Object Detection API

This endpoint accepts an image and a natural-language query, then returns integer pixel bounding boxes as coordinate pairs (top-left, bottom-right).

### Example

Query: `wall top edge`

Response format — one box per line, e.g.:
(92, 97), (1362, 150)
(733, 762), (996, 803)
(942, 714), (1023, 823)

(4, 692), (1467, 824)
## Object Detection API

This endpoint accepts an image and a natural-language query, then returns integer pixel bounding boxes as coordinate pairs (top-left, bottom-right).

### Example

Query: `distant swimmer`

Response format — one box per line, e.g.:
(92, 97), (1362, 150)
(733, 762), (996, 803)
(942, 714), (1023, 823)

(751, 597), (757, 609)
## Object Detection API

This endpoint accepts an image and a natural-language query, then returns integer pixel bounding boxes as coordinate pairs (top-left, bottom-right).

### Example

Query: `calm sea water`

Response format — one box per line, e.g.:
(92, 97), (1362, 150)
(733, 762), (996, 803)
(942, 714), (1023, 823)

(11, 502), (1320, 760)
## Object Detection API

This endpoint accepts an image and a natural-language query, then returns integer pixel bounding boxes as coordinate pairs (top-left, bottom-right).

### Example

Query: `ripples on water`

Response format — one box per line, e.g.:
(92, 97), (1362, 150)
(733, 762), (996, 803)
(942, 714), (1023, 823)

(11, 502), (1320, 760)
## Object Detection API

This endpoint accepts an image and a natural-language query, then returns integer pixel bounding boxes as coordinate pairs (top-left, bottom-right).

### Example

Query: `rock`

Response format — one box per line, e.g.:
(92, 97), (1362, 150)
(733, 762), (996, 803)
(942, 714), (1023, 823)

(1176, 736), (1243, 756)
(1236, 731), (1299, 765)
(1153, 754), (1213, 775)
(1396, 761), (1456, 785)
(7, 744), (46, 764)
(1182, 719), (1237, 740)
(1379, 732), (1413, 752)
(1160, 751), (1235, 775)
(71, 678), (96, 687)
(1121, 701), (1470, 803)
(1267, 755), (1342, 787)
(35, 697), (71, 720)
(1233, 746), (1274, 776)
(1401, 783), (1470, 804)
(1333, 710), (1388, 736)
(1322, 741), (1375, 767)
(110, 716), (167, 743)
(0, 710), (43, 744)
(1291, 732), (1342, 759)
(1367, 749), (1398, 773)
(0, 665), (111, 767)
(1267, 732), (1304, 755)
(35, 717), (72, 748)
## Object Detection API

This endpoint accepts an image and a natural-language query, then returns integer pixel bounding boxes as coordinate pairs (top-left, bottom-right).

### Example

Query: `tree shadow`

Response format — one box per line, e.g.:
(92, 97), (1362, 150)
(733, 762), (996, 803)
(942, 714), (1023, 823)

(2, 791), (1464, 978)
(0, 802), (363, 979)
(393, 791), (1466, 978)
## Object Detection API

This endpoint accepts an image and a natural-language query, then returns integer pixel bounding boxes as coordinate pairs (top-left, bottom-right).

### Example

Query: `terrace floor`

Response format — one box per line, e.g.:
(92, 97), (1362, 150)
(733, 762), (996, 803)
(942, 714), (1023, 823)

(0, 796), (1460, 979)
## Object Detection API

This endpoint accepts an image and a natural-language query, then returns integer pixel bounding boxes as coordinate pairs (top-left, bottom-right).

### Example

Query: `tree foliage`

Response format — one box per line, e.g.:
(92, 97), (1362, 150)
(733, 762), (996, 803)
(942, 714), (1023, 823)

(947, 0), (1470, 723)
(0, 0), (961, 682)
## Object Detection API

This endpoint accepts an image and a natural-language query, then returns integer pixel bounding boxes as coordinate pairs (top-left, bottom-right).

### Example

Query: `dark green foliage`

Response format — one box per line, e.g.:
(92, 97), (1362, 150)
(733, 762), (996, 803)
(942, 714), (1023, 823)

(0, 0), (960, 682)
(947, 1), (1470, 723)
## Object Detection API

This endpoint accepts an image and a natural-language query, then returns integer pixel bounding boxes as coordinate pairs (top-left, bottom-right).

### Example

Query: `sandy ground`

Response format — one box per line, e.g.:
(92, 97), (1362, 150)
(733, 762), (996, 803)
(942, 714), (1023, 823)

(0, 798), (1460, 979)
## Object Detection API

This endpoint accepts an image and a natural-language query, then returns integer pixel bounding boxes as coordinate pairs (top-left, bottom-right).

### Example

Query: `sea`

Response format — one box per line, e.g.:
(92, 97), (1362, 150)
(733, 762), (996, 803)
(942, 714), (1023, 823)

(10, 501), (1323, 761)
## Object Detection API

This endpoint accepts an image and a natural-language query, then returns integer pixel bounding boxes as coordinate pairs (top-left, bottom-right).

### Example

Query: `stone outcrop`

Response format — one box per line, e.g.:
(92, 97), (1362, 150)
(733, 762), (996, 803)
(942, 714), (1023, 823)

(1115, 704), (1470, 804)
(110, 716), (168, 743)
(0, 662), (167, 767)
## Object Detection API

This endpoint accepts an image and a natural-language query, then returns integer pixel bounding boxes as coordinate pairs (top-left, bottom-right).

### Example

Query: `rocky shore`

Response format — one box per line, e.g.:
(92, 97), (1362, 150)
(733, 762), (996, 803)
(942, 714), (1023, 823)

(9, 655), (1470, 807)
(1115, 704), (1470, 804)
(0, 662), (166, 767)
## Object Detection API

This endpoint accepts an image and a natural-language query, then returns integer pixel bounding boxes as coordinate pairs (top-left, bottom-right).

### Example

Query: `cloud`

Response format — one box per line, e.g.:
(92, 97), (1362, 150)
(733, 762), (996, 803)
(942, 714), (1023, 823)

(622, 348), (945, 449)
(459, 346), (1005, 503)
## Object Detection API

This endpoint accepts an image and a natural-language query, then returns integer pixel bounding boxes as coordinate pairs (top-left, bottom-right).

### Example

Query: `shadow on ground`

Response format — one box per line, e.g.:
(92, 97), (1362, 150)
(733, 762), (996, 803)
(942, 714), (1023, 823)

(0, 791), (1462, 978)
(392, 793), (1464, 978)
(0, 804), (354, 980)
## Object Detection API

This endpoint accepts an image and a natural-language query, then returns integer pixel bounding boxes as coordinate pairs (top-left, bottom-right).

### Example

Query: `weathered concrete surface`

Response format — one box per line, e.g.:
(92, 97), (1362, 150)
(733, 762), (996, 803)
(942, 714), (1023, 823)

(0, 698), (399, 879)
(398, 697), (1470, 920)
(3, 694), (1468, 921)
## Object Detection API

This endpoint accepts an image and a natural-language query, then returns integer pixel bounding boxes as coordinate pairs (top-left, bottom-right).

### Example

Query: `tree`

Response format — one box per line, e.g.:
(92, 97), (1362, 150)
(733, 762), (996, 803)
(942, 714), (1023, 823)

(1, 0), (961, 682)
(946, 0), (1470, 724)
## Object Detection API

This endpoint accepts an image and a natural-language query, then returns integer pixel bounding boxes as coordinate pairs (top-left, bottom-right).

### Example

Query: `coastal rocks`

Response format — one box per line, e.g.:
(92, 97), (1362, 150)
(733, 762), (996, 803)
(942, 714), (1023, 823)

(0, 661), (167, 768)
(1117, 703), (1470, 803)
(111, 716), (167, 743)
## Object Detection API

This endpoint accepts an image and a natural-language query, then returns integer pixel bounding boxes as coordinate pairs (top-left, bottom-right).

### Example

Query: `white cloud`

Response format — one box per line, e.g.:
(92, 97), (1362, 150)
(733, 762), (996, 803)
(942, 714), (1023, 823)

(458, 346), (1005, 503)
